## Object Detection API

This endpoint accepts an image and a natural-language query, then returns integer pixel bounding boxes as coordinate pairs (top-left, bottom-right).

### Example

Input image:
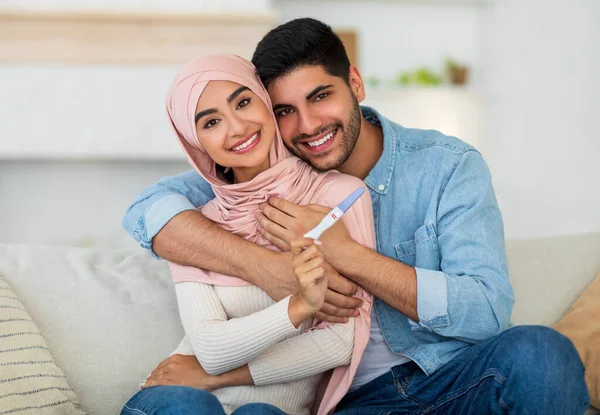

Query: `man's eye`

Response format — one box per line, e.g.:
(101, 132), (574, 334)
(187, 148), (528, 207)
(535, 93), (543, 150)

(315, 92), (329, 101)
(203, 119), (219, 129)
(277, 108), (293, 117)
(237, 98), (251, 109)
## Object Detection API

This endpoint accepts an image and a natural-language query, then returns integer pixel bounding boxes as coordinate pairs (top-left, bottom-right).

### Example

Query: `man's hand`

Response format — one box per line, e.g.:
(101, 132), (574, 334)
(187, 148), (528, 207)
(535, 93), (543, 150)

(316, 261), (362, 323)
(143, 355), (218, 391)
(257, 198), (352, 252)
(263, 252), (361, 324)
(257, 199), (363, 323)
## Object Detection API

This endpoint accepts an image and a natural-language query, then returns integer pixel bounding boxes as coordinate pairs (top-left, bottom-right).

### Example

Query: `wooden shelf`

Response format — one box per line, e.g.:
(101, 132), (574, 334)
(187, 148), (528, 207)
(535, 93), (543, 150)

(0, 9), (278, 64)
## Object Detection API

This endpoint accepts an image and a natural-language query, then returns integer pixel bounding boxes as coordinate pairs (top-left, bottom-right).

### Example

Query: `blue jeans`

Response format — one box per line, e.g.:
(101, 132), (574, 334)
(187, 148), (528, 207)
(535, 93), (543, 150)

(121, 386), (286, 415)
(335, 325), (590, 414)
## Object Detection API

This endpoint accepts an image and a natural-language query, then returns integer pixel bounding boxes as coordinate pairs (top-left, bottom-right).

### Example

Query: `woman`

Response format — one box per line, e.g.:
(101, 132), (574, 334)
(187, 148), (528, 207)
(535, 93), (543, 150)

(122, 54), (376, 415)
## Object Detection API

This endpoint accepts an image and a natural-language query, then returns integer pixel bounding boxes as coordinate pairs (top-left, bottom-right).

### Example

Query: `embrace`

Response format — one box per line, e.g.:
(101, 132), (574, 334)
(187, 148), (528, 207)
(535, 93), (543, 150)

(120, 18), (589, 415)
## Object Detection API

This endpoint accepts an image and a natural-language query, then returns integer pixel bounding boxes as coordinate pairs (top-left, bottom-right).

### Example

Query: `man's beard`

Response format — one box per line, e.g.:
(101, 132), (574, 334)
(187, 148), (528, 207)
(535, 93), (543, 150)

(289, 93), (362, 171)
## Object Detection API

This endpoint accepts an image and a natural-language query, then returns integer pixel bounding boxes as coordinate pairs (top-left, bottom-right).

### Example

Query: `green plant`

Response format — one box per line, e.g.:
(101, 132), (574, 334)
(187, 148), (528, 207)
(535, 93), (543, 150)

(396, 67), (443, 86)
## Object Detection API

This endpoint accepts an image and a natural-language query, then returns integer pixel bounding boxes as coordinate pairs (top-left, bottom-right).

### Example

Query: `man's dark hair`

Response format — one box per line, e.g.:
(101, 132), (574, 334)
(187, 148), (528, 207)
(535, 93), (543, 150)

(251, 18), (351, 88)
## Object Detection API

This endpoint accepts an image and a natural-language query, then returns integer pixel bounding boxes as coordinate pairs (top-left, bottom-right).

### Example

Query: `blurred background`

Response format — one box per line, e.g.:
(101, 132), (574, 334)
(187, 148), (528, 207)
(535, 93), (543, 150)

(0, 0), (598, 250)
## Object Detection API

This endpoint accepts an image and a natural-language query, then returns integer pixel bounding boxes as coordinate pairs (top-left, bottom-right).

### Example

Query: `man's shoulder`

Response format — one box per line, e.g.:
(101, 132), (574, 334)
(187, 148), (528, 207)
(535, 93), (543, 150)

(389, 124), (482, 176)
(393, 125), (476, 157)
(371, 107), (479, 162)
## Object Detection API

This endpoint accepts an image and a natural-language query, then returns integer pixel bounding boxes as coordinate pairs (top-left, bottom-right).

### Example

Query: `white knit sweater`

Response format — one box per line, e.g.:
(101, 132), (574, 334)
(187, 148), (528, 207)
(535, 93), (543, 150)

(171, 282), (355, 415)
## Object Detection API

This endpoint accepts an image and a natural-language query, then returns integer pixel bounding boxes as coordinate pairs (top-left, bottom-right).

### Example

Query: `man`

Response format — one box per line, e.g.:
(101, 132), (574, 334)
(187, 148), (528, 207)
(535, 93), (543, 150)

(122, 18), (588, 414)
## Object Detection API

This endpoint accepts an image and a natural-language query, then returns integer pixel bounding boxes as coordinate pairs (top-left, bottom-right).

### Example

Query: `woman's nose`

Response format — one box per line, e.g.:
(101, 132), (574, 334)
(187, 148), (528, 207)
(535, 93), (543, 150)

(228, 113), (247, 137)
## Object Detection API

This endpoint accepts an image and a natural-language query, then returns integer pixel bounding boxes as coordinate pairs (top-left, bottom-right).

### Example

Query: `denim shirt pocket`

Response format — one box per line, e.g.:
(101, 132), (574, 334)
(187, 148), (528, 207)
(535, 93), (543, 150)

(395, 239), (416, 266)
(394, 223), (440, 270)
(413, 223), (440, 270)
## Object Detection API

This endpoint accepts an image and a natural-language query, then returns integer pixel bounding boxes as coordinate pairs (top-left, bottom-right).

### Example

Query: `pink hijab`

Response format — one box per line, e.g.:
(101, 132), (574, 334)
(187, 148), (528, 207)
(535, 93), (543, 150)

(166, 54), (375, 415)
(167, 54), (334, 285)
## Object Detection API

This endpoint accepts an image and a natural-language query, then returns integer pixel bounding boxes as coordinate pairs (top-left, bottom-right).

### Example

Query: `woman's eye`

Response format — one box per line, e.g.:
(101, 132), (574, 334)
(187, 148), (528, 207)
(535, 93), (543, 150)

(237, 97), (251, 109)
(315, 92), (329, 101)
(203, 119), (219, 129)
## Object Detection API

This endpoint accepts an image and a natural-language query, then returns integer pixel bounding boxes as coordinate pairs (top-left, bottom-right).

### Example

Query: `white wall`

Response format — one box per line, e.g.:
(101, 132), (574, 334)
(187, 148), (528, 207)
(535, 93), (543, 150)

(274, 0), (486, 85)
(1, 0), (598, 248)
(0, 160), (188, 249)
(482, 0), (600, 239)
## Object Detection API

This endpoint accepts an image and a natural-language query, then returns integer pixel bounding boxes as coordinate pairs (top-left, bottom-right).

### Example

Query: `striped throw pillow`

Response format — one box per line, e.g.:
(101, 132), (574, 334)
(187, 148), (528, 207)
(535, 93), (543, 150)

(0, 277), (86, 414)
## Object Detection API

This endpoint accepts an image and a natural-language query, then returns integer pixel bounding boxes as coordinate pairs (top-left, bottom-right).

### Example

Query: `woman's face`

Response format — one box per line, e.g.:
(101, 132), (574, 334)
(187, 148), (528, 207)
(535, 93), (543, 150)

(194, 80), (275, 182)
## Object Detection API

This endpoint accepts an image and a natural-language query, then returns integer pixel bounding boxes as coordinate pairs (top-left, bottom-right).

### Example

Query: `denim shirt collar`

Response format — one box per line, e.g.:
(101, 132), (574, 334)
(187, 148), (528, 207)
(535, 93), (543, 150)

(361, 106), (398, 195)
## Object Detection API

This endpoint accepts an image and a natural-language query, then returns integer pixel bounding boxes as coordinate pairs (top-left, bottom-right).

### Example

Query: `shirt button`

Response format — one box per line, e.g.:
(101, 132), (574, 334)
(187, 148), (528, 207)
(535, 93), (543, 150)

(378, 184), (385, 191)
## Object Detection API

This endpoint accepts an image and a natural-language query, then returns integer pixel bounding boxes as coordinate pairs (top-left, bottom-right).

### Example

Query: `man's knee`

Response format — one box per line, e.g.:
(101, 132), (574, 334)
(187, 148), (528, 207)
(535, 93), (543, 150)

(499, 326), (585, 382)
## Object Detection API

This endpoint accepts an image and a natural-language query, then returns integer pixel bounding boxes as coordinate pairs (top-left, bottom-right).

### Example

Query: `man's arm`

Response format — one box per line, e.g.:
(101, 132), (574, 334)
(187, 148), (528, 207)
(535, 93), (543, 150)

(122, 170), (295, 295)
(122, 170), (361, 314)
(122, 170), (213, 254)
(336, 151), (514, 341)
(155, 210), (296, 296)
(257, 195), (418, 320)
(259, 151), (515, 342)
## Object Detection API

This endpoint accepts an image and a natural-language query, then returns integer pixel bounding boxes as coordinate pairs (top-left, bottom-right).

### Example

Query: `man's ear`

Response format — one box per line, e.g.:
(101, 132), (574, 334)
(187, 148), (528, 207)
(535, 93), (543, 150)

(348, 65), (366, 103)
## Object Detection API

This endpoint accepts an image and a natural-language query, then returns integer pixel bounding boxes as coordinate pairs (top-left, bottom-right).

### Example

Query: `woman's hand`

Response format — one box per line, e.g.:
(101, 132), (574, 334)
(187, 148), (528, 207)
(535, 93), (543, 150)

(143, 354), (218, 391)
(291, 237), (328, 314)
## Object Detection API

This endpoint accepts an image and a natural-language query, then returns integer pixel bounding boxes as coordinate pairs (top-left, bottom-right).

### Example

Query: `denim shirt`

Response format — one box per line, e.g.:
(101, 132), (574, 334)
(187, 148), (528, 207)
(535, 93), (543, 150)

(122, 106), (515, 375)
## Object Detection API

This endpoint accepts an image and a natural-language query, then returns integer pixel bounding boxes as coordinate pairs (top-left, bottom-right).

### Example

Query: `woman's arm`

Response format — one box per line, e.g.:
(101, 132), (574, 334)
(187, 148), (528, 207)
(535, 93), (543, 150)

(247, 318), (355, 385)
(167, 319), (355, 387)
(175, 282), (316, 376)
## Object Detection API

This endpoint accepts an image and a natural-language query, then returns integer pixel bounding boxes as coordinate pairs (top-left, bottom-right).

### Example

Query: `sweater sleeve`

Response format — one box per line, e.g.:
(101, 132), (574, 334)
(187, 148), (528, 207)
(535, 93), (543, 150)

(171, 336), (195, 356)
(248, 319), (355, 385)
(174, 282), (300, 375)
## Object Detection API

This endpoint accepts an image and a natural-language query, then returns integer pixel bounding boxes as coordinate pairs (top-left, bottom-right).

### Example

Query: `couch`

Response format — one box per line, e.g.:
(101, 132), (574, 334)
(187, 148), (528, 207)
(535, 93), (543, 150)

(1, 232), (599, 414)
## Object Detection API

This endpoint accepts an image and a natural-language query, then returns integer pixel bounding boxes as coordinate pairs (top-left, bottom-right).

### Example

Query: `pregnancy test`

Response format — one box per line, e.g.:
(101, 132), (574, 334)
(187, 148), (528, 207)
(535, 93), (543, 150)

(303, 187), (365, 240)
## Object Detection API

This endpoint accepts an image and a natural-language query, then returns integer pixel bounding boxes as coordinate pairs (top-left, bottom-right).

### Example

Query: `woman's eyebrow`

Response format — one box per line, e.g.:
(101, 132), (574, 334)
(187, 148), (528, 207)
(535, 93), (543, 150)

(195, 108), (217, 124)
(194, 86), (249, 124)
(227, 86), (249, 103)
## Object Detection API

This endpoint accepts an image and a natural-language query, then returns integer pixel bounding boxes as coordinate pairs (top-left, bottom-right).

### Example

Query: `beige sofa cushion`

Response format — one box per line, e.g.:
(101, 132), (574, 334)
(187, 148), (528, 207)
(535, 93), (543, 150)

(0, 277), (85, 414)
(506, 233), (600, 326)
(0, 244), (182, 415)
(554, 274), (600, 409)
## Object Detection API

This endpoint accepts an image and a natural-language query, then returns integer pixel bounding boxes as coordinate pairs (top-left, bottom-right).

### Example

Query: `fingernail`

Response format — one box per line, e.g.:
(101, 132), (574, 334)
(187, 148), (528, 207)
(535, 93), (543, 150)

(314, 240), (322, 246)
(354, 310), (360, 317)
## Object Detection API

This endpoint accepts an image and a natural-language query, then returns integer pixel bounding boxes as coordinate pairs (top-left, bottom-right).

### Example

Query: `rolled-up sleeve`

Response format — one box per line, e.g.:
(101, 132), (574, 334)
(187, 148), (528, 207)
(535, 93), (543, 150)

(121, 169), (214, 257)
(412, 150), (515, 342)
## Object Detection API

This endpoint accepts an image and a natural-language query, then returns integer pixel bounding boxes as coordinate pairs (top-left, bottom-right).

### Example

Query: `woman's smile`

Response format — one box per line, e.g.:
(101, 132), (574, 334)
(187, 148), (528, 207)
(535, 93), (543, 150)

(228, 130), (261, 154)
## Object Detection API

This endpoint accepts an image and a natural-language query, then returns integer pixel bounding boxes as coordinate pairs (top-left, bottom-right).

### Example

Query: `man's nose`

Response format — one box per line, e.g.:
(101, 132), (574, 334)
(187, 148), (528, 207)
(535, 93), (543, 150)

(297, 109), (323, 137)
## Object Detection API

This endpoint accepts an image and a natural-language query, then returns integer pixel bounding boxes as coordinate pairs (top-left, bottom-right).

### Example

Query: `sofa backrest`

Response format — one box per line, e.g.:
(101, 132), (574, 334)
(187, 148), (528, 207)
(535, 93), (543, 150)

(506, 232), (600, 326)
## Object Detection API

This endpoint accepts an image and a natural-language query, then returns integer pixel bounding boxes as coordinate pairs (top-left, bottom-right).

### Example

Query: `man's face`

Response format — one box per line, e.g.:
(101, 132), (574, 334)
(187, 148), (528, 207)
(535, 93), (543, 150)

(267, 65), (365, 171)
